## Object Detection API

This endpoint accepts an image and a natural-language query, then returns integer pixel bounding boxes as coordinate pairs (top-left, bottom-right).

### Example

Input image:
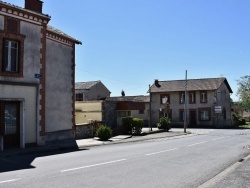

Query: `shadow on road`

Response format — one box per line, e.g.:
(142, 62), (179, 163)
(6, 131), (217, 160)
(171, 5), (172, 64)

(0, 141), (88, 173)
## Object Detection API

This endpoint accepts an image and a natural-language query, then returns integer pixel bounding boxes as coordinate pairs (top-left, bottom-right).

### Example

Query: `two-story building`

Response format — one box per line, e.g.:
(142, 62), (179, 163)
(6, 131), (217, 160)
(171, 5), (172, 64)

(75, 81), (111, 101)
(0, 0), (81, 149)
(149, 78), (233, 128)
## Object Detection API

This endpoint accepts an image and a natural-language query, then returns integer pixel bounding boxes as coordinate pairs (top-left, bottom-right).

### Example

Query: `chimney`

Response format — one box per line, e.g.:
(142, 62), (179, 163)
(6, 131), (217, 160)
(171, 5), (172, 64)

(154, 79), (161, 88)
(25, 0), (43, 13)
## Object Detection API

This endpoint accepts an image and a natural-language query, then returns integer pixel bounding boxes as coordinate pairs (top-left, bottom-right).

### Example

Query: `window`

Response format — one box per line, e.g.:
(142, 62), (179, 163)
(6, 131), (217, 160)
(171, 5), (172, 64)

(199, 108), (211, 121)
(139, 110), (144, 114)
(223, 108), (226, 120)
(76, 93), (83, 101)
(118, 111), (131, 117)
(189, 92), (196, 104)
(0, 18), (25, 77)
(200, 91), (207, 103)
(179, 109), (184, 122)
(3, 40), (19, 72)
(179, 92), (185, 104)
(160, 94), (170, 104)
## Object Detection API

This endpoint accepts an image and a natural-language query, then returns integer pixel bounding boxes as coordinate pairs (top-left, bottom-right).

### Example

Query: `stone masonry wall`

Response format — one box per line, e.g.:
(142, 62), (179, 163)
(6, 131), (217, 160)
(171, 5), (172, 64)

(75, 124), (93, 139)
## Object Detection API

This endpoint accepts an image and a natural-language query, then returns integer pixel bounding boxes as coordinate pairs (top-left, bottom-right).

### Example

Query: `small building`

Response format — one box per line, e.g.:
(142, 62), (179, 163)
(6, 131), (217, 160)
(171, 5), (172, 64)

(75, 81), (111, 101)
(0, 0), (81, 149)
(106, 96), (150, 126)
(149, 77), (233, 128)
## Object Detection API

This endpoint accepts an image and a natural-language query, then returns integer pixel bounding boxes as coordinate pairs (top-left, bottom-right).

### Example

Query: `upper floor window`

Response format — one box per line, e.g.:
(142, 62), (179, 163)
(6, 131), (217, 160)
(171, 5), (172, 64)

(200, 91), (207, 103)
(0, 17), (25, 77)
(3, 40), (19, 72)
(161, 94), (170, 104)
(179, 92), (185, 104)
(189, 92), (196, 104)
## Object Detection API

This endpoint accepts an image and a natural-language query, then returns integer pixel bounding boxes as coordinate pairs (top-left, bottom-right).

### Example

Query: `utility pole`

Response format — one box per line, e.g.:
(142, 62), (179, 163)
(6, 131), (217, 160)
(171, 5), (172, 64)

(184, 70), (187, 133)
(149, 84), (152, 131)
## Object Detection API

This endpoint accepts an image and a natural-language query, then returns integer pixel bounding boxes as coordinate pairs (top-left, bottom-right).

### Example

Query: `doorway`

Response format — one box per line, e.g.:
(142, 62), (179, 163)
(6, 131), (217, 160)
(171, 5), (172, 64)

(0, 102), (20, 148)
(189, 110), (197, 127)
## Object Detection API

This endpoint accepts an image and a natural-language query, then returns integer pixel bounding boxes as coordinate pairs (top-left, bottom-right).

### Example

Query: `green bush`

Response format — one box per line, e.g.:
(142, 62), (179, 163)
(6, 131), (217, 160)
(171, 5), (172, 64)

(233, 112), (246, 126)
(122, 117), (133, 134)
(158, 117), (171, 131)
(96, 125), (112, 141)
(132, 118), (144, 135)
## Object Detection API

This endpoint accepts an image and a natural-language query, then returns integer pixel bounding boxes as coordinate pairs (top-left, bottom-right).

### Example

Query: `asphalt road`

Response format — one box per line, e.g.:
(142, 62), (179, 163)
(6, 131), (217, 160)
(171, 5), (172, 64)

(0, 128), (249, 188)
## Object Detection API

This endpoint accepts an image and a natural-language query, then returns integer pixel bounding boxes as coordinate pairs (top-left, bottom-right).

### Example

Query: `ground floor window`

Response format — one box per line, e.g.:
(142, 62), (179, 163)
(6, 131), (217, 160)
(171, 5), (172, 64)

(118, 111), (131, 117)
(198, 108), (211, 121)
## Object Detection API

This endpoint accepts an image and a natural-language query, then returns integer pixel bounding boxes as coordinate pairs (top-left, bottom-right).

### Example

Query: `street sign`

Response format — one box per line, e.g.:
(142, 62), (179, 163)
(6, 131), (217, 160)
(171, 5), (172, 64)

(215, 106), (222, 113)
(34, 74), (42, 79)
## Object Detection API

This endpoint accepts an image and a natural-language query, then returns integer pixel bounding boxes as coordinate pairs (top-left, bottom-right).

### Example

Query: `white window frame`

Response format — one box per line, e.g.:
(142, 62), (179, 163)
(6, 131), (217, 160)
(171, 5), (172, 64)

(4, 40), (19, 72)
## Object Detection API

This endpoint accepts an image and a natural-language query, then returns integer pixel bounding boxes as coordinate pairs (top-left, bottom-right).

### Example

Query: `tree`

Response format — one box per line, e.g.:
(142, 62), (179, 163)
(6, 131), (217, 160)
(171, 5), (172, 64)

(121, 90), (125, 96)
(236, 75), (250, 111)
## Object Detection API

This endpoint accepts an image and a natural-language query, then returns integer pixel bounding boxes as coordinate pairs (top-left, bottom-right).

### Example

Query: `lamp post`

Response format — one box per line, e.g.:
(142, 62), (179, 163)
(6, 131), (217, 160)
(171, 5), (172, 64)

(184, 70), (187, 133)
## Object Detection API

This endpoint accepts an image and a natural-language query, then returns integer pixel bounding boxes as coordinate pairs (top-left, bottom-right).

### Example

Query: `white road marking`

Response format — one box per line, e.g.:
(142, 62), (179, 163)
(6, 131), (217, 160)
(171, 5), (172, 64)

(212, 137), (225, 141)
(60, 159), (127, 173)
(188, 141), (207, 147)
(146, 148), (178, 156)
(0, 178), (21, 184)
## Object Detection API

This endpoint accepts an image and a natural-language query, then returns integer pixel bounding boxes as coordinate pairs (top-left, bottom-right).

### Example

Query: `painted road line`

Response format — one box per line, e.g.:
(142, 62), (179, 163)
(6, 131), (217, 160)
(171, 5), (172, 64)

(61, 159), (127, 173)
(188, 141), (207, 147)
(146, 148), (178, 156)
(0, 178), (21, 184)
(212, 137), (225, 141)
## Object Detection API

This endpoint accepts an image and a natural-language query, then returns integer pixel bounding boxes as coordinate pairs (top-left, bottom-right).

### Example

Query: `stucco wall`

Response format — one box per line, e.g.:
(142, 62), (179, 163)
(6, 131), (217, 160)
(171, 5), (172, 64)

(0, 84), (37, 144)
(0, 21), (41, 84)
(45, 39), (73, 134)
(75, 101), (103, 124)
(151, 88), (232, 127)
(86, 82), (110, 100)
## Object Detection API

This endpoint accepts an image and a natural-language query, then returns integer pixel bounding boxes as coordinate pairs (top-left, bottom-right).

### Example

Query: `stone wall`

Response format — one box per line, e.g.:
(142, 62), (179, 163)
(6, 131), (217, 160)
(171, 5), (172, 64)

(103, 101), (117, 128)
(75, 124), (93, 139)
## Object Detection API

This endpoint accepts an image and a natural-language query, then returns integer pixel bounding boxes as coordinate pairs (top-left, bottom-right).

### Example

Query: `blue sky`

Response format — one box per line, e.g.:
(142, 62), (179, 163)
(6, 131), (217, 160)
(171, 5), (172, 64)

(7, 0), (250, 101)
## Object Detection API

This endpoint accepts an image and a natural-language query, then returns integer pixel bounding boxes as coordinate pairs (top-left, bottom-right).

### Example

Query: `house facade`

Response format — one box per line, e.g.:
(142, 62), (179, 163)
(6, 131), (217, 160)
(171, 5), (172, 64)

(106, 96), (150, 126)
(75, 81), (111, 101)
(0, 0), (81, 149)
(150, 78), (233, 128)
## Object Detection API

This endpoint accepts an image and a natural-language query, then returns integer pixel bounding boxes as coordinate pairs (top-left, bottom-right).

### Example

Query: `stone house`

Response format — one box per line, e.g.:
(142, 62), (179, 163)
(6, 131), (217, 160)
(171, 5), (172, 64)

(0, 0), (81, 149)
(75, 81), (111, 101)
(75, 95), (149, 138)
(106, 96), (150, 127)
(149, 78), (233, 128)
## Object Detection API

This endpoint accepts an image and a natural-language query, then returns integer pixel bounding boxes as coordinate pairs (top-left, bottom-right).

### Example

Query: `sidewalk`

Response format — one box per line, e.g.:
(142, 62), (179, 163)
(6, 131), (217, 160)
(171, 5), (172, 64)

(0, 128), (188, 157)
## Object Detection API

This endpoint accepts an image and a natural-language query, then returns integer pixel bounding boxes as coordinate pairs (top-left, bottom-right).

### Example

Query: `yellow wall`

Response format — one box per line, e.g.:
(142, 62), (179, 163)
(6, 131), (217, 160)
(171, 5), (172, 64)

(75, 101), (103, 124)
(0, 84), (37, 144)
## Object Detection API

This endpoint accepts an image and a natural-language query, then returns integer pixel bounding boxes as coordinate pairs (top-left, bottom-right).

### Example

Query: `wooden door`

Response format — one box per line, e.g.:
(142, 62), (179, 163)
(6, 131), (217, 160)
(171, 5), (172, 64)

(0, 102), (20, 148)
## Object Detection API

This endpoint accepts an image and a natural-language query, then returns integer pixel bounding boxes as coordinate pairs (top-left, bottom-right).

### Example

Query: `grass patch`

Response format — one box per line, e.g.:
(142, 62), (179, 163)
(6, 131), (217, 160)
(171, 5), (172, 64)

(239, 122), (250, 129)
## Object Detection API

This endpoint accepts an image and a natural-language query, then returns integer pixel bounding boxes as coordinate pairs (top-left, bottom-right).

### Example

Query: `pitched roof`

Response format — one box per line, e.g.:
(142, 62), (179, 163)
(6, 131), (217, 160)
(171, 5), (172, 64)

(150, 77), (233, 93)
(106, 95), (149, 102)
(75, 81), (100, 90)
(47, 25), (82, 44)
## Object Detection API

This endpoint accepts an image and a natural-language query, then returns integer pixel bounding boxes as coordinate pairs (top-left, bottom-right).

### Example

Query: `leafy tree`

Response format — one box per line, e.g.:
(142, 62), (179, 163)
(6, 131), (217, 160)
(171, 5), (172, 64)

(237, 76), (250, 111)
(121, 90), (125, 96)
